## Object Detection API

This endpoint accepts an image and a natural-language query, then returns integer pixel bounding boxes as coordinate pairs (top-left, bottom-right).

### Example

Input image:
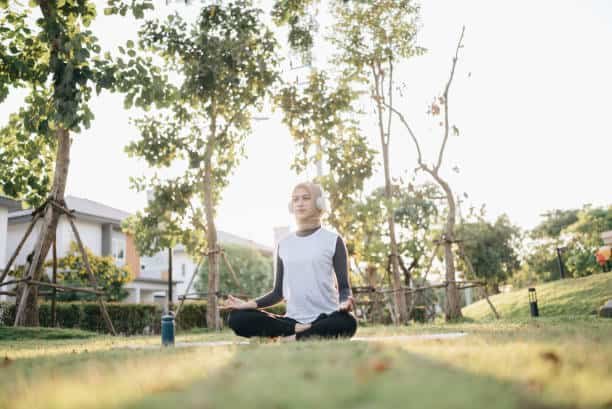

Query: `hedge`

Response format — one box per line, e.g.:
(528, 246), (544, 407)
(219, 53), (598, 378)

(0, 302), (287, 335)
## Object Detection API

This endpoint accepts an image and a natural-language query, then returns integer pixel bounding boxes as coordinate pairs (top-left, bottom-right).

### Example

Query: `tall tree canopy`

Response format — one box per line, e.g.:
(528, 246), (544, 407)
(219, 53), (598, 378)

(0, 0), (162, 326)
(123, 1), (280, 329)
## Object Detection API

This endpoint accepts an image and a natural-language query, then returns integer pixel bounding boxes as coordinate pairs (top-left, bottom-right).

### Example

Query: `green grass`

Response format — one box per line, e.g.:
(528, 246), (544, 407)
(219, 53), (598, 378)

(0, 327), (97, 341)
(463, 272), (612, 320)
(1, 318), (611, 409)
(1, 278), (610, 408)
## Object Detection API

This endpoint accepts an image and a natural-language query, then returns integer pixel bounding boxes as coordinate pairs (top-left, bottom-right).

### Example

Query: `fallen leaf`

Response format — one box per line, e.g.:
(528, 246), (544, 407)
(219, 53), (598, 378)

(540, 351), (561, 365)
(1, 356), (13, 368)
(302, 369), (317, 380)
(370, 358), (391, 373)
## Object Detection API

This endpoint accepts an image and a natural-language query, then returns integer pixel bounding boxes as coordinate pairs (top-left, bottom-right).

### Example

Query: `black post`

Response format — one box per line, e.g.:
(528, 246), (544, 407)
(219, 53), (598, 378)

(556, 247), (566, 279)
(51, 236), (57, 327)
(168, 247), (173, 312)
(528, 288), (539, 317)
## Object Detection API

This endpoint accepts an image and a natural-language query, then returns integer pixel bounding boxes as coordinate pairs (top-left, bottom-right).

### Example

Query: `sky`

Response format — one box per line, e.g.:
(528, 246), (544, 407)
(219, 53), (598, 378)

(1, 0), (611, 248)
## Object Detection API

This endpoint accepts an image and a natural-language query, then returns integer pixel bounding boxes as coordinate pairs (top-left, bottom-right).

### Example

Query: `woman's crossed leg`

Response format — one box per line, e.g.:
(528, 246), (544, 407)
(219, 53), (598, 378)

(228, 309), (357, 341)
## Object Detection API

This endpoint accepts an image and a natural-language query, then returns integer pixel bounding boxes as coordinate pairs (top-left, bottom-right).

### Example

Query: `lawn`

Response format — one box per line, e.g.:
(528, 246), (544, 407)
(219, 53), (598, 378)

(463, 272), (612, 320)
(1, 316), (611, 409)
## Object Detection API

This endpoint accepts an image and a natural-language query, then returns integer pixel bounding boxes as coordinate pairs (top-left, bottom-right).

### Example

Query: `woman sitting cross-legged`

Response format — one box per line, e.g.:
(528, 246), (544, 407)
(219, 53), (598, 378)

(221, 181), (358, 342)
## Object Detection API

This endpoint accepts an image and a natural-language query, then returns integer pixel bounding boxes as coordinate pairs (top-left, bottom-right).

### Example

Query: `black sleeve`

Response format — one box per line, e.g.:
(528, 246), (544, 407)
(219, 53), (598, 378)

(254, 246), (284, 308)
(333, 236), (352, 303)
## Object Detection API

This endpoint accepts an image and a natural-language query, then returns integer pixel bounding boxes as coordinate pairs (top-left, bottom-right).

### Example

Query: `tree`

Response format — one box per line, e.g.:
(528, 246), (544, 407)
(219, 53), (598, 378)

(124, 1), (279, 330)
(330, 0), (425, 324)
(525, 205), (612, 281)
(276, 69), (375, 264)
(351, 182), (441, 286)
(196, 244), (273, 300)
(456, 215), (521, 293)
(531, 209), (579, 239)
(387, 27), (467, 320)
(0, 0), (160, 326)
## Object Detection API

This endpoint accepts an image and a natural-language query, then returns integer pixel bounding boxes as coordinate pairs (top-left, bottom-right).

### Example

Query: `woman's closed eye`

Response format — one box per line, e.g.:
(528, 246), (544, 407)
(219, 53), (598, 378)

(293, 195), (310, 202)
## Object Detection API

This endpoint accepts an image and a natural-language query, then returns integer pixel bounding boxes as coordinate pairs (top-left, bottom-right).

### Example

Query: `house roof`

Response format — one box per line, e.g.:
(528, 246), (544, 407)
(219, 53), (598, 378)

(0, 196), (22, 212)
(9, 195), (131, 226)
(9, 195), (273, 254)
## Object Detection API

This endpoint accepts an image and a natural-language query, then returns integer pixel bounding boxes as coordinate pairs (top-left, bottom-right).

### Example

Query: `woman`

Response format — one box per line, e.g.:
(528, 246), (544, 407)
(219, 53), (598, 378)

(221, 181), (358, 341)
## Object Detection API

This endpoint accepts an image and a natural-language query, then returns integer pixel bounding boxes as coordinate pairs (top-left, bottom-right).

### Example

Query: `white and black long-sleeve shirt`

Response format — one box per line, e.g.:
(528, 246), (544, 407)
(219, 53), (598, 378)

(255, 226), (352, 324)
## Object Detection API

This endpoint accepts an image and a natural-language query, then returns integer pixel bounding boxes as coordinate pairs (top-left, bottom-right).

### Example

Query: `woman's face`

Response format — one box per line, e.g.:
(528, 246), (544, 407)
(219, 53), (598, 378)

(291, 186), (316, 220)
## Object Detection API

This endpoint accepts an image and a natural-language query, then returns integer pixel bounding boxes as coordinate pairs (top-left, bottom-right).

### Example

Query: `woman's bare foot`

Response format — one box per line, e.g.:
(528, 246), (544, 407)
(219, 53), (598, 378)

(280, 334), (297, 342)
(295, 323), (312, 333)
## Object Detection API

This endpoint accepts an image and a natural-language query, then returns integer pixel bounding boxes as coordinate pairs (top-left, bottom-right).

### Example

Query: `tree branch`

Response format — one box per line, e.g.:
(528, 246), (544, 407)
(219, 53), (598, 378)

(435, 25), (465, 172)
(383, 102), (424, 166)
(385, 57), (393, 146)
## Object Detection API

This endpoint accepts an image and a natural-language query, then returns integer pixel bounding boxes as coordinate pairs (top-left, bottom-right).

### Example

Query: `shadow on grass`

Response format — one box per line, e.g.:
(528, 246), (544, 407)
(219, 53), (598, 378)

(121, 339), (560, 409)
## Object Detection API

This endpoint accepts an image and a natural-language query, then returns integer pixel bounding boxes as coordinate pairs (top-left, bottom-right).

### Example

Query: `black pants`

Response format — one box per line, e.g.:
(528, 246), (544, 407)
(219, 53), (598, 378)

(228, 308), (358, 341)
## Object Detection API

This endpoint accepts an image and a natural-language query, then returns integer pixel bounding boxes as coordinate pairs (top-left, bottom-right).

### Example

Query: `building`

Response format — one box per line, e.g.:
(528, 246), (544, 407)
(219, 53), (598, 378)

(1, 196), (273, 304)
(141, 230), (274, 301)
(0, 196), (22, 300)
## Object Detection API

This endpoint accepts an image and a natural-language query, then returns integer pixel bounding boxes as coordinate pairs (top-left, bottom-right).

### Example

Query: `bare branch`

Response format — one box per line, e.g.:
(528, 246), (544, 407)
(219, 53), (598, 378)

(385, 58), (393, 146)
(371, 63), (388, 149)
(384, 102), (424, 166)
(435, 25), (465, 172)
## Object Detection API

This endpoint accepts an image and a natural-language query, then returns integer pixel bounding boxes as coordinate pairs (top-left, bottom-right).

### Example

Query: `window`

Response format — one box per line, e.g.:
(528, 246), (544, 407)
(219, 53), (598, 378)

(181, 264), (186, 277)
(112, 238), (126, 265)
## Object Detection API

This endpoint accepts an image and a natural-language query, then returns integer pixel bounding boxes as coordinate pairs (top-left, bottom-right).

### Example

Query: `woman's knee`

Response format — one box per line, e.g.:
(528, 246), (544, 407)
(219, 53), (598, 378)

(343, 312), (358, 336)
(332, 311), (358, 337)
(228, 309), (251, 335)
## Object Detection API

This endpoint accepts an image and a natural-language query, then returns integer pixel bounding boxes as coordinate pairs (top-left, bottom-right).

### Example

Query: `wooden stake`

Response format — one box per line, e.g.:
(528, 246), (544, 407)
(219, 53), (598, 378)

(51, 234), (57, 327)
(221, 250), (248, 295)
(175, 257), (205, 320)
(27, 280), (104, 295)
(480, 286), (500, 320)
(67, 216), (117, 336)
(0, 213), (41, 284)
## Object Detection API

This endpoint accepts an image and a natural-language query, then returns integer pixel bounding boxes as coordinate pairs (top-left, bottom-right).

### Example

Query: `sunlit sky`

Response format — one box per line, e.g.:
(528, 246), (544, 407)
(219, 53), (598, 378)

(1, 0), (611, 248)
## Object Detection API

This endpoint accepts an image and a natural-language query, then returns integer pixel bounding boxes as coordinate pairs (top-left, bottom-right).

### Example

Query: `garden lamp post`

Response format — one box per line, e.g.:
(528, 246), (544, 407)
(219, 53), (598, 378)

(528, 288), (539, 317)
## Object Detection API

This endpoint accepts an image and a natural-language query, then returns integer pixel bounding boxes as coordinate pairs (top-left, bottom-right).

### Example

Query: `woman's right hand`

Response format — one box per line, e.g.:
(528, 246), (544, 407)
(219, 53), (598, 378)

(220, 294), (254, 310)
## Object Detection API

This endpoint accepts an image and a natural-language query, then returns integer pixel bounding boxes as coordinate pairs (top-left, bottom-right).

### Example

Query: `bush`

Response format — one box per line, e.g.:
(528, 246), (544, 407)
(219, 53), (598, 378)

(0, 301), (288, 335)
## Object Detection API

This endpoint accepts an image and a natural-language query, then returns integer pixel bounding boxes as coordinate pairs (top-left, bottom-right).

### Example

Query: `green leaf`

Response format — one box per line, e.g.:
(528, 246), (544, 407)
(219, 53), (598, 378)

(126, 40), (134, 49)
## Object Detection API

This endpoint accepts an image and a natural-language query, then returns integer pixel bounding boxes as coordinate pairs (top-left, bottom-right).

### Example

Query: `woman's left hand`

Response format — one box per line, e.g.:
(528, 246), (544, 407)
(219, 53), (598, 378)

(338, 296), (355, 312)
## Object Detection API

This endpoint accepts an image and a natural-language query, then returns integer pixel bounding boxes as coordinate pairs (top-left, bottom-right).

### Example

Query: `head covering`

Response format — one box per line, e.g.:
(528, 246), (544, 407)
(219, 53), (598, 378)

(291, 182), (325, 231)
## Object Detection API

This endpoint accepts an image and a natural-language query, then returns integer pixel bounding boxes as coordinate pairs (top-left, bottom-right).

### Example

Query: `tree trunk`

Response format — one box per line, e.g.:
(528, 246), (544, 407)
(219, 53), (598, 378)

(430, 172), (462, 321)
(203, 169), (220, 330)
(204, 102), (221, 331)
(371, 64), (408, 325)
(385, 180), (408, 324)
(15, 128), (71, 326)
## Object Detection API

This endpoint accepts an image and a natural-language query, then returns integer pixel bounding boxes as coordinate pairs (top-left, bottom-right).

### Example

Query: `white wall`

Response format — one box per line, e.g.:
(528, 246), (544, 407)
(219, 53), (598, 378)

(139, 249), (195, 296)
(73, 219), (102, 255)
(0, 207), (8, 270)
(139, 250), (166, 280)
(6, 220), (44, 267)
(0, 207), (8, 301)
(173, 252), (198, 297)
(7, 218), (102, 268)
